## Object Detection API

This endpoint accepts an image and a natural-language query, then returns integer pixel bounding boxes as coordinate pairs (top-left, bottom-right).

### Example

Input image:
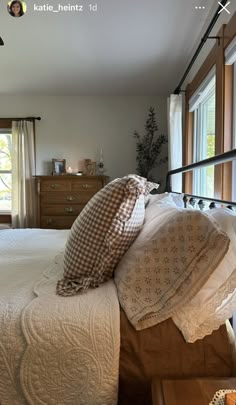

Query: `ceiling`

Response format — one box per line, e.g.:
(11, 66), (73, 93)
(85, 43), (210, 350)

(0, 0), (226, 95)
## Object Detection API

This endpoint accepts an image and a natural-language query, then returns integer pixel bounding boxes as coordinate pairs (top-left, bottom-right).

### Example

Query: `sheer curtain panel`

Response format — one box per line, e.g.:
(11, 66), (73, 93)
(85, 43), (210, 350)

(12, 120), (37, 228)
(167, 94), (183, 192)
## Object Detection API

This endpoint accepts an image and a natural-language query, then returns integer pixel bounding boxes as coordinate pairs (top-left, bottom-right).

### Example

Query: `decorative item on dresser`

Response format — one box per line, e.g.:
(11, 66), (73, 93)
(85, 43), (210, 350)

(35, 175), (108, 229)
(52, 158), (66, 175)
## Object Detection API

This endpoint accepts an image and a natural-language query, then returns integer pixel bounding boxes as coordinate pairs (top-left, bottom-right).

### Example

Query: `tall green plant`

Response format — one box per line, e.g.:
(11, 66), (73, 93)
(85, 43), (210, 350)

(134, 106), (168, 181)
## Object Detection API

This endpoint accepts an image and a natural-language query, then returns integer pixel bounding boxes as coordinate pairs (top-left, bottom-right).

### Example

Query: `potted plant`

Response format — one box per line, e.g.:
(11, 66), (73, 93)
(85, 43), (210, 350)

(133, 106), (168, 181)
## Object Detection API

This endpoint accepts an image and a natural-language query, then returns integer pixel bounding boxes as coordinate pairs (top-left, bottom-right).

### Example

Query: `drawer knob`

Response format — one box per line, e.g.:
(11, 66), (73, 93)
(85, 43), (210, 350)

(46, 218), (53, 225)
(82, 184), (92, 189)
(65, 207), (74, 213)
(50, 184), (61, 189)
(66, 195), (75, 201)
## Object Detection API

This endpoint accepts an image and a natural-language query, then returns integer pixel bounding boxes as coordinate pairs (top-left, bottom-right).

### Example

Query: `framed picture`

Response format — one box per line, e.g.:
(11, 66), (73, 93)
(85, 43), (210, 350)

(52, 159), (66, 175)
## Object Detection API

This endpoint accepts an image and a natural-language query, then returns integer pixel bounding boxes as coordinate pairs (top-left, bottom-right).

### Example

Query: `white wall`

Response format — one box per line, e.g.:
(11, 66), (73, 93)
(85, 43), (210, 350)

(0, 95), (168, 190)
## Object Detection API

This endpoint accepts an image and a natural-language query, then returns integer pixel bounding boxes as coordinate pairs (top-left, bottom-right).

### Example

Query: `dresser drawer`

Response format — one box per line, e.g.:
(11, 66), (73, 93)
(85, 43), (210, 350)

(41, 216), (77, 229)
(71, 179), (102, 192)
(41, 204), (84, 216)
(40, 180), (70, 192)
(41, 191), (95, 204)
(36, 175), (108, 229)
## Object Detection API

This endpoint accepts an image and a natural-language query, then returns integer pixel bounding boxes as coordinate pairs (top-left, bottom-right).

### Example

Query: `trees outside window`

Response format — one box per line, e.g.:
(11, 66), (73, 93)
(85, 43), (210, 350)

(0, 132), (12, 211)
(190, 74), (216, 198)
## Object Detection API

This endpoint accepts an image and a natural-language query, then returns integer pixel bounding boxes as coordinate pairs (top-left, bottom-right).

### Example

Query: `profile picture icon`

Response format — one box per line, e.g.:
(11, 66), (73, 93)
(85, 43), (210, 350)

(8, 0), (26, 17)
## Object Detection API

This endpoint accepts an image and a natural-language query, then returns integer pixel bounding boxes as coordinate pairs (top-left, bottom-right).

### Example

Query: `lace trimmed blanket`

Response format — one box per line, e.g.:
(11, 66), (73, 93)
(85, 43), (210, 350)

(172, 208), (236, 342)
(115, 206), (230, 330)
(209, 390), (236, 405)
(0, 229), (120, 405)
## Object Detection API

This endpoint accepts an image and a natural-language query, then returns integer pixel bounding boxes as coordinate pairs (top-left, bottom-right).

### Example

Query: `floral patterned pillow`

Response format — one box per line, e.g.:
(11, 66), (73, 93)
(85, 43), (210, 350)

(115, 203), (229, 332)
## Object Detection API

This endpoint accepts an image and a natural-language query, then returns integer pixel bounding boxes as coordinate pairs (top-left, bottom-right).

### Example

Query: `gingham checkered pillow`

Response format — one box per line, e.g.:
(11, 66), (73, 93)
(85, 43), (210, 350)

(56, 175), (158, 296)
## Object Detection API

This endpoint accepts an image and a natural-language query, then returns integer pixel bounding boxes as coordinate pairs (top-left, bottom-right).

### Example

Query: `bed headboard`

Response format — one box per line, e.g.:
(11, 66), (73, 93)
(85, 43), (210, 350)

(165, 149), (236, 210)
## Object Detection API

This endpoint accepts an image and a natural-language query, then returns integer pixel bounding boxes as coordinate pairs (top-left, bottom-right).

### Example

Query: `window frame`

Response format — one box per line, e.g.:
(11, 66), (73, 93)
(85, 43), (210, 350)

(0, 129), (12, 214)
(232, 61), (236, 201)
(184, 16), (236, 200)
(0, 120), (12, 224)
(192, 82), (216, 198)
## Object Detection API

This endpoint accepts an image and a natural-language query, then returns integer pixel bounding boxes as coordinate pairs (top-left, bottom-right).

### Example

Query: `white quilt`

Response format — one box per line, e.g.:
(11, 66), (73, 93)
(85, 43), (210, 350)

(0, 229), (120, 405)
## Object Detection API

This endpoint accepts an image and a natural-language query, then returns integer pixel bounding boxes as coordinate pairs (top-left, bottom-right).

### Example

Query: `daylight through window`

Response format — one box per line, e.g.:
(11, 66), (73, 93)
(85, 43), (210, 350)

(0, 130), (12, 212)
(189, 71), (216, 198)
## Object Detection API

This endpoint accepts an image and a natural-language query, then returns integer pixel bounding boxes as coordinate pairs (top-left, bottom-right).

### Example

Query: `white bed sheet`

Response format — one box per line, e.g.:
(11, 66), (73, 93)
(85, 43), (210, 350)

(0, 229), (120, 405)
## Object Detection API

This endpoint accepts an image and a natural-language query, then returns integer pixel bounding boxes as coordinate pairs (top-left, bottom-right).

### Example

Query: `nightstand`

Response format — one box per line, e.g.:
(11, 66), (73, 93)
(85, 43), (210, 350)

(152, 378), (236, 405)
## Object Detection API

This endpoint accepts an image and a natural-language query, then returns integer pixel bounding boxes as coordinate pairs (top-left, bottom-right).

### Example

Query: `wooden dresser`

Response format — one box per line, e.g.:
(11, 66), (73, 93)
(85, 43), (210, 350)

(36, 175), (108, 229)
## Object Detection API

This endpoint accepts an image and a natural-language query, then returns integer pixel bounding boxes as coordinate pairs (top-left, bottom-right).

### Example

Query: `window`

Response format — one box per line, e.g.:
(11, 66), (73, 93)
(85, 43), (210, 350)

(189, 69), (216, 198)
(185, 15), (236, 203)
(225, 37), (236, 202)
(232, 53), (236, 201)
(0, 130), (12, 212)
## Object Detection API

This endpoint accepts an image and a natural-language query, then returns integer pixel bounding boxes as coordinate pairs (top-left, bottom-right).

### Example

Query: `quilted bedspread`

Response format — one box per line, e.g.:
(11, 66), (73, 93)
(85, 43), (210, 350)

(0, 229), (120, 405)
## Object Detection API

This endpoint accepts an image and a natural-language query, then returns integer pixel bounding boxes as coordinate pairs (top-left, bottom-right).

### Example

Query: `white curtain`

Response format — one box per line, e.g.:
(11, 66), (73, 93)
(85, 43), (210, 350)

(167, 94), (183, 192)
(12, 120), (37, 228)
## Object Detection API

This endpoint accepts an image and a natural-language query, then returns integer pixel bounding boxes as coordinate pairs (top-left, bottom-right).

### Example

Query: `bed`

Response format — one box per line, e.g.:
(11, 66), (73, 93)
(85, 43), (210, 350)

(0, 227), (235, 405)
(0, 170), (236, 404)
(0, 229), (120, 405)
(118, 208), (236, 404)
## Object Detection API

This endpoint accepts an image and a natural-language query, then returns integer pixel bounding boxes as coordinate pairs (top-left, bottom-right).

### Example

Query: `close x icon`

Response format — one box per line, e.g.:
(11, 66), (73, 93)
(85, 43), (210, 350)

(218, 1), (231, 14)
